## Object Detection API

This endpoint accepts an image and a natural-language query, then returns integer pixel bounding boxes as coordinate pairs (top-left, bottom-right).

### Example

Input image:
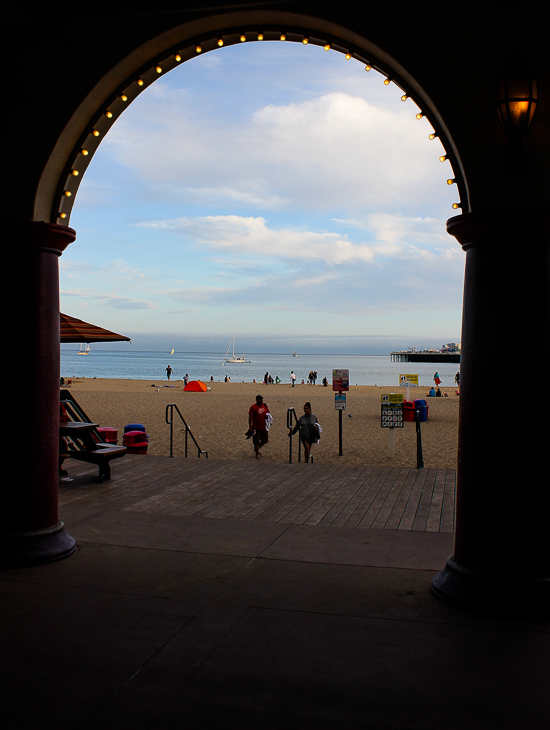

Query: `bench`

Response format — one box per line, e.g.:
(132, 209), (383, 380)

(59, 390), (128, 482)
(63, 443), (127, 483)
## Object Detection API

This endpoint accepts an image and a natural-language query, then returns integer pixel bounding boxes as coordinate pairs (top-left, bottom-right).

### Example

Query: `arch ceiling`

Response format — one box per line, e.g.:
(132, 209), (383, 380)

(38, 14), (469, 225)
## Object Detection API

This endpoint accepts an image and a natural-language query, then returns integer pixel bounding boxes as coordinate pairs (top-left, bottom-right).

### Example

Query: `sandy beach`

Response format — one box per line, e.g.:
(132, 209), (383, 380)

(63, 378), (459, 470)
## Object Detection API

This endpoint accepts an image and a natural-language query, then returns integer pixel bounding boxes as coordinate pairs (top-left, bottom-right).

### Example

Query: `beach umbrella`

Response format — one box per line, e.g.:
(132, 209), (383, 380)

(183, 380), (208, 392)
(60, 313), (131, 343)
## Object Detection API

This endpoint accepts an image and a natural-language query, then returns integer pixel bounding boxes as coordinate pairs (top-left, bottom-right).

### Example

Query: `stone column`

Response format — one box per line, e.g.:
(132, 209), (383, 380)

(1, 220), (77, 566)
(432, 211), (550, 615)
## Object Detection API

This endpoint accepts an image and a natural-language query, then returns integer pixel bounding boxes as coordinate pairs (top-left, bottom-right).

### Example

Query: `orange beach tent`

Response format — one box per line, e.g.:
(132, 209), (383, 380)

(183, 380), (208, 392)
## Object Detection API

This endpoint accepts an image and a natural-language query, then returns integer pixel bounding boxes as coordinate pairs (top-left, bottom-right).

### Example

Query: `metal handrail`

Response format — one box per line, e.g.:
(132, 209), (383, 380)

(165, 403), (208, 458)
(287, 407), (303, 463)
(414, 408), (424, 468)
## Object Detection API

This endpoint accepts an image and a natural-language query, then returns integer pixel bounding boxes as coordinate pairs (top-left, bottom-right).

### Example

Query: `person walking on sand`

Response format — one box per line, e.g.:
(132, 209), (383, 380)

(291, 401), (321, 463)
(433, 371), (441, 387)
(166, 365), (173, 381)
(246, 395), (271, 458)
(290, 370), (296, 387)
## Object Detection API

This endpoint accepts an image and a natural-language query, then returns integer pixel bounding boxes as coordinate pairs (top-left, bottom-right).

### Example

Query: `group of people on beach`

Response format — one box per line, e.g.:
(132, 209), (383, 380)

(430, 370), (461, 397)
(165, 366), (189, 386)
(291, 370), (327, 386)
(246, 395), (321, 462)
(263, 372), (281, 385)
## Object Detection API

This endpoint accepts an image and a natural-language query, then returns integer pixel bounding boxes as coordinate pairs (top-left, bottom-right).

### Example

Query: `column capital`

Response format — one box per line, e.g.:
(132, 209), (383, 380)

(446, 210), (550, 250)
(4, 219), (76, 256)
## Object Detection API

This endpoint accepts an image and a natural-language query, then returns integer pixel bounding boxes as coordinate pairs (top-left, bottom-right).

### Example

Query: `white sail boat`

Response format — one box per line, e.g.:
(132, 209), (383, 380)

(170, 348), (175, 355)
(77, 343), (90, 355)
(224, 332), (247, 363)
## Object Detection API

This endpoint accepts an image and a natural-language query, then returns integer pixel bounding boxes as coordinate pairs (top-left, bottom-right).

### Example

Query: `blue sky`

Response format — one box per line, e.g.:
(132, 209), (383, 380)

(60, 41), (464, 354)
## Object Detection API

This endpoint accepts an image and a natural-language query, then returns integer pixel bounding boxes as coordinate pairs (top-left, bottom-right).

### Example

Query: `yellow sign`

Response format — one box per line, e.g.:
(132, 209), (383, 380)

(400, 373), (418, 386)
(381, 393), (404, 404)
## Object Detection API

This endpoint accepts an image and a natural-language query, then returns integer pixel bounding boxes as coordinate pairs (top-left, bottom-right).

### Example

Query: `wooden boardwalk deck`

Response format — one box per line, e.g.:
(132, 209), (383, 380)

(59, 455), (456, 533)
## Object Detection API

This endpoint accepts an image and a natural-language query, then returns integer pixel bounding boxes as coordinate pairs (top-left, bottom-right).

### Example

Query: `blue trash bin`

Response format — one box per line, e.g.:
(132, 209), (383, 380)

(413, 399), (429, 421)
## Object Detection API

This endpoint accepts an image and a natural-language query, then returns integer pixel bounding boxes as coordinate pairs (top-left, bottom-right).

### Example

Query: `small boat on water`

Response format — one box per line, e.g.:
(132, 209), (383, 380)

(223, 332), (249, 363)
(293, 351), (298, 357)
(170, 348), (175, 355)
(77, 343), (90, 355)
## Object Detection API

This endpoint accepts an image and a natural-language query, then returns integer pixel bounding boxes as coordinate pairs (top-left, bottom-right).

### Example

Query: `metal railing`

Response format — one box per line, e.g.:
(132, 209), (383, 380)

(414, 408), (424, 468)
(165, 403), (208, 458)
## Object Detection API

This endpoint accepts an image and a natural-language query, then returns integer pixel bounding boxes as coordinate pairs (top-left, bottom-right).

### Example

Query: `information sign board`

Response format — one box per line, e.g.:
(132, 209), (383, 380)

(381, 393), (404, 428)
(335, 393), (346, 410)
(332, 369), (349, 392)
(400, 374), (419, 386)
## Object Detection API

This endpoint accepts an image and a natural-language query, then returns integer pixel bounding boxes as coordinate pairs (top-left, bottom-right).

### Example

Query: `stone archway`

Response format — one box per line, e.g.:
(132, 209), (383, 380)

(34, 10), (469, 226)
(7, 7), (549, 616)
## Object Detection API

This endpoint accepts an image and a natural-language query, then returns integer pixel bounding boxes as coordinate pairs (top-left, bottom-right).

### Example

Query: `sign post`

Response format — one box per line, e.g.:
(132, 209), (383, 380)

(333, 369), (349, 457)
(381, 393), (404, 457)
(399, 373), (418, 402)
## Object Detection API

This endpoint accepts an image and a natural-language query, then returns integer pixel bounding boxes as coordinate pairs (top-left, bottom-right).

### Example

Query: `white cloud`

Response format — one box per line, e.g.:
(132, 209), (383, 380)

(68, 45), (464, 338)
(60, 290), (156, 310)
(104, 88), (454, 215)
(138, 213), (464, 315)
(138, 213), (460, 266)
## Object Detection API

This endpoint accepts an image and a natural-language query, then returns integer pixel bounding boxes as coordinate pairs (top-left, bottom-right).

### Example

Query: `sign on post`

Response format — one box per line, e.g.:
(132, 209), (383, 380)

(335, 393), (346, 410)
(333, 368), (349, 457)
(399, 374), (418, 387)
(381, 394), (404, 428)
(382, 394), (403, 458)
(332, 369), (349, 392)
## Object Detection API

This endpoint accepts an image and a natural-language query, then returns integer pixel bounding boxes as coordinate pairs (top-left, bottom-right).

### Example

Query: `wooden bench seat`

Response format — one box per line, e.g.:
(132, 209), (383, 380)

(65, 444), (127, 483)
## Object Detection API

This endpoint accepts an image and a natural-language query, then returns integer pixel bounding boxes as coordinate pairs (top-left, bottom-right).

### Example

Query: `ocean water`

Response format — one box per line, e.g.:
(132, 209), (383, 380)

(60, 350), (460, 388)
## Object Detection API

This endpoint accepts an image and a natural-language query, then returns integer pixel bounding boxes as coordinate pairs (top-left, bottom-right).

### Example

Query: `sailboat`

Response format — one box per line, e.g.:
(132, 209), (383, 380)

(223, 332), (247, 363)
(77, 343), (90, 355)
(170, 348), (175, 355)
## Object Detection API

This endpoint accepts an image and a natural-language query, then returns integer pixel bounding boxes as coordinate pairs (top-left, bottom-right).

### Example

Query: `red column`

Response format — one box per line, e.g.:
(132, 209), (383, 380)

(432, 211), (550, 615)
(1, 220), (77, 566)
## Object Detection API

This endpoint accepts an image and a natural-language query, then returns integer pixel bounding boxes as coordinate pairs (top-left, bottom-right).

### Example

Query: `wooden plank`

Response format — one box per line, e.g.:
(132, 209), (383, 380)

(59, 455), (457, 534)
(342, 468), (395, 529)
(411, 470), (438, 531)
(329, 466), (384, 528)
(316, 465), (376, 526)
(369, 469), (410, 529)
(263, 465), (343, 523)
(382, 469), (419, 530)
(234, 465), (330, 521)
(397, 470), (427, 531)
(425, 470), (447, 532)
(440, 470), (457, 533)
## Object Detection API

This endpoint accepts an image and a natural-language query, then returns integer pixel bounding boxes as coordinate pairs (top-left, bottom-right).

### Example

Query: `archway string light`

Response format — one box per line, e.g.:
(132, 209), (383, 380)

(55, 29), (465, 224)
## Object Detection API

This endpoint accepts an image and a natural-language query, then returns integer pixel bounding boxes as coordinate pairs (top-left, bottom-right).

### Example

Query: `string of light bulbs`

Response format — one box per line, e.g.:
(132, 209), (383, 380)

(56, 30), (463, 223)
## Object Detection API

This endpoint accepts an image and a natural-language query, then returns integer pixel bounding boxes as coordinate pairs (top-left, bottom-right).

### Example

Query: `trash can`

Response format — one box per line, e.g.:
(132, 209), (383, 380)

(404, 400), (415, 422)
(124, 423), (148, 442)
(413, 399), (429, 422)
(97, 426), (118, 444)
(123, 430), (149, 454)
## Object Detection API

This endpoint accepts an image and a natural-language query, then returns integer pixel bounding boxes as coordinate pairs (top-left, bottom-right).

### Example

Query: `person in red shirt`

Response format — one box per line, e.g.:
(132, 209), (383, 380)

(247, 394), (270, 458)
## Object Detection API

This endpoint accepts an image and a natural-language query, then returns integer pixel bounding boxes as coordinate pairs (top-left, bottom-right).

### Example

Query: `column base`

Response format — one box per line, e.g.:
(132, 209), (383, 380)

(433, 555), (550, 618)
(0, 521), (76, 568)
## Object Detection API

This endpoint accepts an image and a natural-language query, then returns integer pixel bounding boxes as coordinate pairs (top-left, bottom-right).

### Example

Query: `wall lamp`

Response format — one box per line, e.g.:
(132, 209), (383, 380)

(497, 72), (538, 135)
(497, 65), (538, 177)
